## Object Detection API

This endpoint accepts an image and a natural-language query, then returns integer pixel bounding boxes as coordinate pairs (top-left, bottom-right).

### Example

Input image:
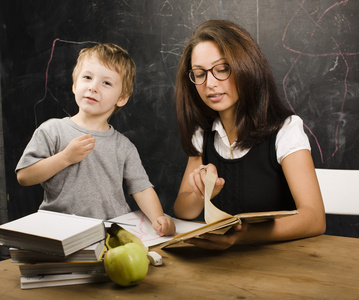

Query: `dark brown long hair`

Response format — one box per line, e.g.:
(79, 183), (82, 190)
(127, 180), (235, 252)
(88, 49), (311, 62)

(175, 20), (293, 156)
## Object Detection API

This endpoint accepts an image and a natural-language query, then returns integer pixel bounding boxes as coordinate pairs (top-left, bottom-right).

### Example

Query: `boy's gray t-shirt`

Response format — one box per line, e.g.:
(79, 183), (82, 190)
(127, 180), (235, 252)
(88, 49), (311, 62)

(16, 117), (153, 220)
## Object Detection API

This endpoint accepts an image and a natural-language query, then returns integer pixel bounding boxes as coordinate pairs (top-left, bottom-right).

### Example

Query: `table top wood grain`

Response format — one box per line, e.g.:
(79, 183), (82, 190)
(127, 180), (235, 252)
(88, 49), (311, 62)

(1, 234), (358, 299)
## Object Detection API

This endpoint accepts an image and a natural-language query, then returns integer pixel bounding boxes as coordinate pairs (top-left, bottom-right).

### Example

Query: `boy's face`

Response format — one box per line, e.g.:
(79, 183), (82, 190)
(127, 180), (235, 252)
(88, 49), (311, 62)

(72, 56), (128, 118)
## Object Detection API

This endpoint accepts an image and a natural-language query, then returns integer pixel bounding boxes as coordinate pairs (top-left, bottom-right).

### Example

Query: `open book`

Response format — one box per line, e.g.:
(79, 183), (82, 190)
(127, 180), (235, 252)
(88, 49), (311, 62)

(160, 171), (297, 249)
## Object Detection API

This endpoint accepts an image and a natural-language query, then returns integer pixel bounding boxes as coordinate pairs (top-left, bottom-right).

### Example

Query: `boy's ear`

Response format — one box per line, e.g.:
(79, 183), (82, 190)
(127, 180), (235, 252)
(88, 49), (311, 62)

(72, 84), (76, 94)
(116, 96), (129, 108)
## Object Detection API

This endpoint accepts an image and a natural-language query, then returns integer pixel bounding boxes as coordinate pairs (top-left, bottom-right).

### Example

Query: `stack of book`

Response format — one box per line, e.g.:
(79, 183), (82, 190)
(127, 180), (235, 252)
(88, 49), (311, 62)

(0, 210), (108, 289)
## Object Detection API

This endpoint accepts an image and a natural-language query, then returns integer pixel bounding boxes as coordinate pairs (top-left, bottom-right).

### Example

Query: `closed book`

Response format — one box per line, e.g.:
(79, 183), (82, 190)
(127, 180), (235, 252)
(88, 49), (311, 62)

(18, 260), (106, 276)
(0, 210), (105, 256)
(10, 240), (105, 263)
(20, 272), (110, 289)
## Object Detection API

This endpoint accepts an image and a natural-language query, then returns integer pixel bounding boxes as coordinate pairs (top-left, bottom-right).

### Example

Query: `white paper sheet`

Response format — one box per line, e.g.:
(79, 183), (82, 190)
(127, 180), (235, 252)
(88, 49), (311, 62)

(106, 211), (205, 248)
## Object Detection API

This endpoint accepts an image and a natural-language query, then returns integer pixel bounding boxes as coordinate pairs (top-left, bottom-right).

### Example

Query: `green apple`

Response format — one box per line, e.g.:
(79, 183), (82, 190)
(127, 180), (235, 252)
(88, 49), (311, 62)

(104, 242), (149, 286)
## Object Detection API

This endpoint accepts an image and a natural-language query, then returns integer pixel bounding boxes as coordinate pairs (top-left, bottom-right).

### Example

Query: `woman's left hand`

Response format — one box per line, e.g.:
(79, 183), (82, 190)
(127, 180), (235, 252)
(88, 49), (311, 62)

(184, 223), (245, 250)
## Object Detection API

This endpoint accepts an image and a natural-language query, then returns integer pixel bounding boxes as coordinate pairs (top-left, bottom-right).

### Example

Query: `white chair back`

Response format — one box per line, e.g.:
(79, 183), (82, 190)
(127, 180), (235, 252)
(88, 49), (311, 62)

(315, 168), (359, 215)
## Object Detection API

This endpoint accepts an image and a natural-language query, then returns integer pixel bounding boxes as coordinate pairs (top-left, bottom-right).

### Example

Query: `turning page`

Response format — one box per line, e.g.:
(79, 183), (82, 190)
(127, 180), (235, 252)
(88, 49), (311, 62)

(204, 171), (233, 224)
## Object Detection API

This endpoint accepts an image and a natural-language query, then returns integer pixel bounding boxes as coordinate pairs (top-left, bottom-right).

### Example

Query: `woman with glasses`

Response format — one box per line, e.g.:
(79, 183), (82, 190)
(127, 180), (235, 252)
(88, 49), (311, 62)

(173, 20), (326, 250)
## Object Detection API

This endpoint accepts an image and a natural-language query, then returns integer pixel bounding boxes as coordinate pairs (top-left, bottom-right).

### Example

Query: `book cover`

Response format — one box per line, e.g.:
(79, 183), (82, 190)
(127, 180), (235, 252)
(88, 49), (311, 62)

(0, 210), (106, 256)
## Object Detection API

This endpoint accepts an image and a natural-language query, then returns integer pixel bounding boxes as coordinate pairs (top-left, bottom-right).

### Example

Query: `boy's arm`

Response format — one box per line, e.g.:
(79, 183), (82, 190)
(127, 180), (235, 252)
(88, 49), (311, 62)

(17, 152), (72, 186)
(17, 134), (95, 186)
(133, 187), (176, 236)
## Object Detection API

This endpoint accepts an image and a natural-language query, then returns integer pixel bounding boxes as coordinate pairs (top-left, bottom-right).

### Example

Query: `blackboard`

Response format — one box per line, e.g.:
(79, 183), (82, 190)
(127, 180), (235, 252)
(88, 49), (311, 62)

(1, 0), (358, 237)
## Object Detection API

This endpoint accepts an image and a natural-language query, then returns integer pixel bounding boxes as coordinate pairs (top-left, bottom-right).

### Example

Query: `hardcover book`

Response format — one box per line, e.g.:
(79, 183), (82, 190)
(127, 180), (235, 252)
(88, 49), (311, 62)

(0, 210), (106, 256)
(10, 240), (105, 263)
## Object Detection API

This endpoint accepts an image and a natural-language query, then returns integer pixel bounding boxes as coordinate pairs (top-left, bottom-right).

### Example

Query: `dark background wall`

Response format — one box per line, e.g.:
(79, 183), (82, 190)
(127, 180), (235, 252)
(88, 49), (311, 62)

(0, 0), (358, 238)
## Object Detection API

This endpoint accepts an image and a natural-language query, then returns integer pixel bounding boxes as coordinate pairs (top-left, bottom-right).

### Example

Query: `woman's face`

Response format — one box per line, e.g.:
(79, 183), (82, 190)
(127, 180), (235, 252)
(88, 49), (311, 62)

(191, 41), (239, 120)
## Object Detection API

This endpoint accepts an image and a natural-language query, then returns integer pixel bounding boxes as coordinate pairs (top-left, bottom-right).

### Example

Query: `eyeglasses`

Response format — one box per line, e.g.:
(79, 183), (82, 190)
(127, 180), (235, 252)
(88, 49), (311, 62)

(188, 63), (231, 85)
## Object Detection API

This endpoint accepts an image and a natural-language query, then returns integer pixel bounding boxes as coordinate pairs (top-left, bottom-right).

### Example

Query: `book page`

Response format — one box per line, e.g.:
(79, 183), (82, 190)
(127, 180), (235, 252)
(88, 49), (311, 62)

(204, 171), (233, 224)
(107, 211), (205, 248)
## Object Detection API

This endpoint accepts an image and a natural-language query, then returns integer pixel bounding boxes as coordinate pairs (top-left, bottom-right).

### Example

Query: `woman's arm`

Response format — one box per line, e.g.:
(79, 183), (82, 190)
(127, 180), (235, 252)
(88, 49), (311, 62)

(185, 149), (326, 249)
(273, 149), (326, 239)
(174, 156), (204, 219)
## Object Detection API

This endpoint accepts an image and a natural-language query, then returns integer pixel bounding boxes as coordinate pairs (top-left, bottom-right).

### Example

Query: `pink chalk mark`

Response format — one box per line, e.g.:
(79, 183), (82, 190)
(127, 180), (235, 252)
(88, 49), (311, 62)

(34, 38), (98, 126)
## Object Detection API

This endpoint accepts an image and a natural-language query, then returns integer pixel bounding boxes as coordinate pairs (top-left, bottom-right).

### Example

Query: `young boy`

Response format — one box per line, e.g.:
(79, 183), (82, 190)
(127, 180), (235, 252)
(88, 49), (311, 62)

(16, 43), (175, 236)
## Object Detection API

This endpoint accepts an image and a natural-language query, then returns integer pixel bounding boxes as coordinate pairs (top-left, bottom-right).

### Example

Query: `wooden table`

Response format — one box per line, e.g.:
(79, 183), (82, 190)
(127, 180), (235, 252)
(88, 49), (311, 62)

(0, 234), (358, 299)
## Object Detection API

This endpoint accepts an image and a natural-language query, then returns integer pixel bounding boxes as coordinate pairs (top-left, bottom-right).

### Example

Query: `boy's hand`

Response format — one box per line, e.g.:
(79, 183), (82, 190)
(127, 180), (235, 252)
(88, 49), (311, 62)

(152, 216), (176, 237)
(63, 134), (96, 165)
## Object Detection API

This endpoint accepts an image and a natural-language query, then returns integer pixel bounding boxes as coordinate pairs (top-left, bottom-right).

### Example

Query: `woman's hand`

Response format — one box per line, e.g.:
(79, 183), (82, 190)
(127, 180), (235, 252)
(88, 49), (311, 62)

(189, 163), (225, 200)
(185, 223), (246, 250)
(174, 158), (225, 220)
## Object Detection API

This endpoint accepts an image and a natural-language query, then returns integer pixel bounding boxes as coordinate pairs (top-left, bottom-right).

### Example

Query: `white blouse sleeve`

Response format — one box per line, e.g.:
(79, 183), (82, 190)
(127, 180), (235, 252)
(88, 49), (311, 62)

(276, 115), (311, 164)
(191, 127), (205, 154)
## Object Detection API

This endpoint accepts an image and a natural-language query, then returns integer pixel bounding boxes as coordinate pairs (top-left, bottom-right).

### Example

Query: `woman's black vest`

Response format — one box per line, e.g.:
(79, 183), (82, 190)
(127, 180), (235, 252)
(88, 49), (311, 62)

(202, 131), (296, 215)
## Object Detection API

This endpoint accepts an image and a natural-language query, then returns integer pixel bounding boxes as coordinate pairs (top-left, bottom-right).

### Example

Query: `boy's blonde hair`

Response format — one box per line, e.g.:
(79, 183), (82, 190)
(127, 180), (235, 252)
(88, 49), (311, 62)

(72, 43), (136, 114)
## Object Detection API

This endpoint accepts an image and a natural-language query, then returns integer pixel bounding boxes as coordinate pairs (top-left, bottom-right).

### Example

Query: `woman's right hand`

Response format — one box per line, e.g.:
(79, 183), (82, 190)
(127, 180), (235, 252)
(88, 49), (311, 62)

(174, 158), (225, 220)
(188, 163), (225, 200)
